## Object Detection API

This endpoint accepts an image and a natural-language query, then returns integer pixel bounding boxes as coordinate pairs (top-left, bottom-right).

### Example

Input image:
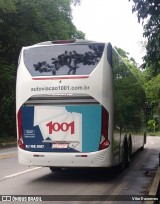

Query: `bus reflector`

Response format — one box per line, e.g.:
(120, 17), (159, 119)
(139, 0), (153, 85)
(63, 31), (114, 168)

(99, 107), (110, 150)
(75, 155), (88, 157)
(17, 109), (25, 150)
(33, 155), (45, 157)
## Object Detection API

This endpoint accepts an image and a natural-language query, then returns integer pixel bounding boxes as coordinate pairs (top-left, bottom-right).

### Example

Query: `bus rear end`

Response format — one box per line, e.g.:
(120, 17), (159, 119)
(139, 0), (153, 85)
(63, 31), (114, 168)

(16, 41), (113, 168)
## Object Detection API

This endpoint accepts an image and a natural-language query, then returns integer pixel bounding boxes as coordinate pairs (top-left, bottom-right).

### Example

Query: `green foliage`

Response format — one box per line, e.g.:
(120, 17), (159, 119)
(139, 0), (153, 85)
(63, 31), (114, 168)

(144, 73), (160, 130)
(113, 47), (146, 134)
(147, 119), (158, 132)
(116, 47), (145, 87)
(147, 119), (155, 132)
(115, 47), (160, 131)
(0, 61), (16, 136)
(127, 0), (160, 130)
(0, 0), (85, 64)
(0, 0), (84, 138)
(129, 0), (160, 75)
(145, 74), (160, 102)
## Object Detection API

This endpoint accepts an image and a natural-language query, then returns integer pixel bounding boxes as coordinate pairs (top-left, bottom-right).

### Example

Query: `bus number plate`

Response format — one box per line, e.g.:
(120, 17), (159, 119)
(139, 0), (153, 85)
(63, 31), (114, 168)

(52, 143), (68, 149)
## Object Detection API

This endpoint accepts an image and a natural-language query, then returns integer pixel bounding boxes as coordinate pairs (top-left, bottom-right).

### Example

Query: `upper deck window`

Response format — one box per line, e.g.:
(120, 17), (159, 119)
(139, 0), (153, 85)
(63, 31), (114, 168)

(23, 43), (105, 76)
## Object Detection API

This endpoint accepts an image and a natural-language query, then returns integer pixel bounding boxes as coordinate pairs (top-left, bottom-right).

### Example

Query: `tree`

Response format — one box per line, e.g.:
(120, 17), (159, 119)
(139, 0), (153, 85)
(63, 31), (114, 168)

(0, 0), (85, 64)
(115, 47), (145, 86)
(145, 74), (160, 131)
(113, 47), (146, 134)
(0, 61), (16, 137)
(129, 0), (160, 75)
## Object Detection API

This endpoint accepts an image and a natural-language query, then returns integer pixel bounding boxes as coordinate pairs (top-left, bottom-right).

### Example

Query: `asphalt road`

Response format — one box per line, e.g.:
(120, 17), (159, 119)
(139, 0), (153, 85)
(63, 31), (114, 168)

(0, 136), (159, 204)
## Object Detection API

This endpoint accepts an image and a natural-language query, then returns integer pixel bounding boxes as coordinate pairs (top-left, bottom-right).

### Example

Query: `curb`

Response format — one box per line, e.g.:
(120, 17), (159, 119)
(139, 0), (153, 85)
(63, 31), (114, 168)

(148, 166), (160, 204)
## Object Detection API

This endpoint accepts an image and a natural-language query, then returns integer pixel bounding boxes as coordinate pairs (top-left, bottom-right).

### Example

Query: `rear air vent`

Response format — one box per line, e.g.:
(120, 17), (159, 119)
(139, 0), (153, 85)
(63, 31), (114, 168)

(24, 94), (99, 106)
(95, 152), (106, 163)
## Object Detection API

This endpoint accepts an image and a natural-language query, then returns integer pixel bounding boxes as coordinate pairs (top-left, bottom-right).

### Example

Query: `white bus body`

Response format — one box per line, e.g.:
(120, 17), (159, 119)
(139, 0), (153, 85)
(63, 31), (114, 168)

(16, 40), (146, 169)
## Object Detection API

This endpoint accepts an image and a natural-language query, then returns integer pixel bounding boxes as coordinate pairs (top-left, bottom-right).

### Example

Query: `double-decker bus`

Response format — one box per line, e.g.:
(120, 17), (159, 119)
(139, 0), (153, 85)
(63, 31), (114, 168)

(16, 40), (147, 171)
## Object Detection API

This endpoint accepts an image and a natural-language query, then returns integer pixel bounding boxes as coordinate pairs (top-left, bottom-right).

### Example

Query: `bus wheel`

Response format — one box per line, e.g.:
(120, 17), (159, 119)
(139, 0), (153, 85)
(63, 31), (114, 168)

(50, 167), (62, 173)
(121, 139), (130, 169)
(127, 137), (132, 165)
(140, 132), (146, 151)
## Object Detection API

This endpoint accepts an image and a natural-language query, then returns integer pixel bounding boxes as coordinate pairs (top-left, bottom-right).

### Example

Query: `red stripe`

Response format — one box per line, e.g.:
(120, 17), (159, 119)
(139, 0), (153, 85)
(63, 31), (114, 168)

(32, 76), (89, 80)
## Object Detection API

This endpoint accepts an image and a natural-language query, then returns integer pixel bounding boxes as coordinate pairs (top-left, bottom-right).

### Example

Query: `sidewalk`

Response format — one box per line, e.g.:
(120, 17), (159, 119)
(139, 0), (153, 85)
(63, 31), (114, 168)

(148, 166), (160, 204)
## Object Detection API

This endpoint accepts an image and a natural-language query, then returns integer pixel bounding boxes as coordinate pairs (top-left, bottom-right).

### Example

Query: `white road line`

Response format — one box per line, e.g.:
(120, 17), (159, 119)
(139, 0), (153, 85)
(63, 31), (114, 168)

(5, 167), (42, 179)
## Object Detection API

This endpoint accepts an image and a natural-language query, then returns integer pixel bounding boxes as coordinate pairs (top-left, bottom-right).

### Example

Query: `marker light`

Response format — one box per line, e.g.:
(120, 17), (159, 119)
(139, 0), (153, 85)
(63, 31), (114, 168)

(17, 109), (25, 149)
(99, 106), (110, 150)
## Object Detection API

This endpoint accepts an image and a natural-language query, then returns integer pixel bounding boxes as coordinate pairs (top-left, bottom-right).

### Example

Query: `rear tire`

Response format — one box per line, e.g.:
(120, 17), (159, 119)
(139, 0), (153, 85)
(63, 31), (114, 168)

(120, 138), (130, 170)
(140, 132), (146, 151)
(128, 137), (132, 164)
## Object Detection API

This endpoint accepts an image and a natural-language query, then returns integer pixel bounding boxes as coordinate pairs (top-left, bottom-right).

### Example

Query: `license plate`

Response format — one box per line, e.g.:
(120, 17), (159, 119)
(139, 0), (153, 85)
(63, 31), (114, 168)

(52, 143), (68, 149)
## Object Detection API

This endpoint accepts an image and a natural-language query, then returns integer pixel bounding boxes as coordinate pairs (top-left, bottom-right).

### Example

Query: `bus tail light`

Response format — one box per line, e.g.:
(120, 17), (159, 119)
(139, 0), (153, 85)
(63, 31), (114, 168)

(17, 109), (25, 149)
(99, 107), (110, 150)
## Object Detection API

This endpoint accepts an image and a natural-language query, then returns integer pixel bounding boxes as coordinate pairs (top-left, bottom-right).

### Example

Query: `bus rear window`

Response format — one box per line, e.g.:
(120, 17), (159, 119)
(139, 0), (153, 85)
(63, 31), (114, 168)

(23, 43), (105, 76)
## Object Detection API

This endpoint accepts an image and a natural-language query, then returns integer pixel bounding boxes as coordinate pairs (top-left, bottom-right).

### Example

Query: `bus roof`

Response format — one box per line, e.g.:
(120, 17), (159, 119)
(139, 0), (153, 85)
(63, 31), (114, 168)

(33, 40), (108, 47)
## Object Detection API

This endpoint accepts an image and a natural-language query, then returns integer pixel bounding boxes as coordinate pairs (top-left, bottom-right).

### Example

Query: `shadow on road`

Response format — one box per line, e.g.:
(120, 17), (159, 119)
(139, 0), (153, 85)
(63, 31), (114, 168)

(30, 166), (124, 184)
(28, 147), (155, 186)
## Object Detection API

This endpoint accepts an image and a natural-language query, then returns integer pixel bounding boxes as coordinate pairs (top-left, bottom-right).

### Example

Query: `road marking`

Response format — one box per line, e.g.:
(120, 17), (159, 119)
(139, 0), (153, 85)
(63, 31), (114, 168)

(0, 153), (17, 160)
(5, 167), (42, 179)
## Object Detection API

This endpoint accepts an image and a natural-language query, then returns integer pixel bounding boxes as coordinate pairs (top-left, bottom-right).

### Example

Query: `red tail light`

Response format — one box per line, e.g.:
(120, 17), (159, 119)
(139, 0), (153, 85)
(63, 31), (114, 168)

(17, 109), (25, 149)
(99, 106), (110, 150)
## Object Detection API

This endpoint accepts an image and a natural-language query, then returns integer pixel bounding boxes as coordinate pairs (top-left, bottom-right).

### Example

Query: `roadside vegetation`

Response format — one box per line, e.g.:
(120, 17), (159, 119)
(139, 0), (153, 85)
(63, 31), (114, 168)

(149, 132), (160, 136)
(0, 0), (159, 144)
(129, 0), (160, 134)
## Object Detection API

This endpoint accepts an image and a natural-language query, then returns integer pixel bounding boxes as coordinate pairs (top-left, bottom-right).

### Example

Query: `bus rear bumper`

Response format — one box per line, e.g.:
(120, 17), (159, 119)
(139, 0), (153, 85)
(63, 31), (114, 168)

(18, 147), (112, 168)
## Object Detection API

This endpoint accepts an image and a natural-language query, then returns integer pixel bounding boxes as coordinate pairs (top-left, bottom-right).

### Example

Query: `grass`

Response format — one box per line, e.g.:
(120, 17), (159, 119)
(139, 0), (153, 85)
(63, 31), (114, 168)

(148, 132), (160, 136)
(0, 136), (16, 142)
(0, 136), (17, 148)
